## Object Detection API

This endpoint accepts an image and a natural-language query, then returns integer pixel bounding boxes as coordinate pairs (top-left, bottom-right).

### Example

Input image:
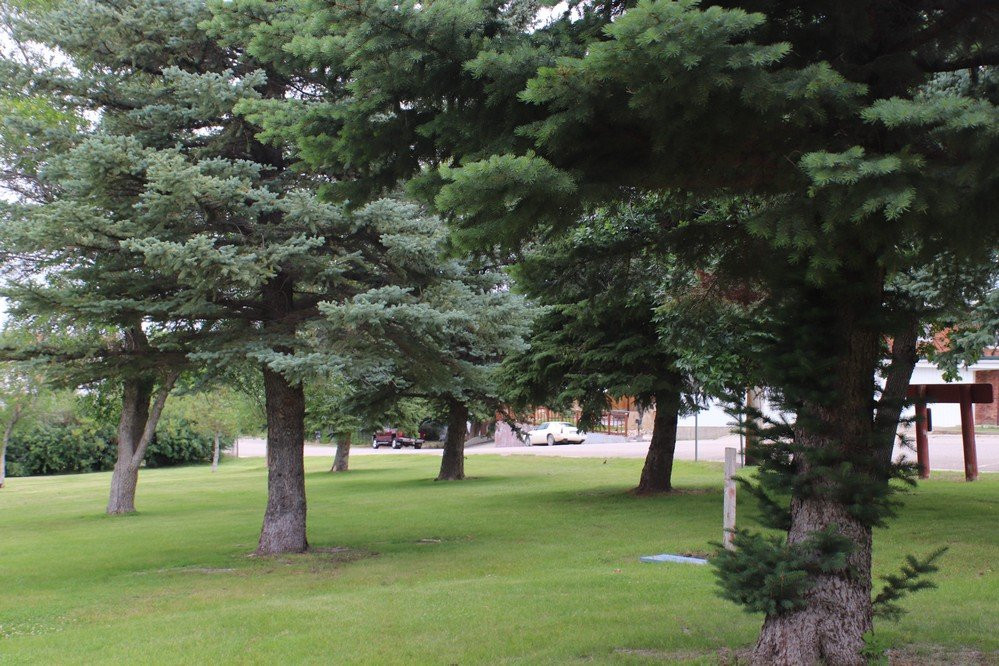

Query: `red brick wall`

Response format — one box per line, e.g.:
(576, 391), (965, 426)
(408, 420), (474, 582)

(974, 370), (999, 425)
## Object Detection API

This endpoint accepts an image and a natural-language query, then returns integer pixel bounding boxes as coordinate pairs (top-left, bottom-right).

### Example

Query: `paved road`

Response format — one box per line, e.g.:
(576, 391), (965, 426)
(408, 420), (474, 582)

(234, 432), (999, 474)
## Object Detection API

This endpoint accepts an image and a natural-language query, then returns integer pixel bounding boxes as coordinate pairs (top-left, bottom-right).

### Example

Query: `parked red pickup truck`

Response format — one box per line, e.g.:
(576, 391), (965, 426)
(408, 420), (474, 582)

(371, 429), (424, 450)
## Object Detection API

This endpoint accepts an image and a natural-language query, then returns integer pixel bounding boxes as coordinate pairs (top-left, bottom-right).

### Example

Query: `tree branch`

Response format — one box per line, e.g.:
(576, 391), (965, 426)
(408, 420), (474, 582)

(916, 51), (999, 72)
(874, 317), (920, 468)
(129, 369), (180, 468)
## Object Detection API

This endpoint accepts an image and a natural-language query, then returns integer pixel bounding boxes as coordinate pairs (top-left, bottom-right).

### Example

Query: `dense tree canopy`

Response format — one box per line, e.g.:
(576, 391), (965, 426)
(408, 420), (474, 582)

(231, 0), (999, 661)
(319, 205), (532, 480)
(0, 0), (476, 551)
(0, 0), (995, 662)
(502, 195), (752, 493)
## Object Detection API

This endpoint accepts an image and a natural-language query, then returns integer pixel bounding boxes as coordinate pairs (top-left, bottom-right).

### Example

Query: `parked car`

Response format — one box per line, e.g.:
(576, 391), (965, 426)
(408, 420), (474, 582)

(418, 418), (448, 442)
(522, 421), (585, 446)
(371, 429), (424, 449)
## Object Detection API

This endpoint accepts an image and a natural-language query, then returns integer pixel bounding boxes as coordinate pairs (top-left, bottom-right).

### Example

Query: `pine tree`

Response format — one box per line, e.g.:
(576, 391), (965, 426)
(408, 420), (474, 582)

(318, 204), (531, 481)
(0, 0), (460, 553)
(232, 0), (998, 658)
(0, 0), (214, 513)
(445, 4), (999, 662)
(503, 195), (751, 493)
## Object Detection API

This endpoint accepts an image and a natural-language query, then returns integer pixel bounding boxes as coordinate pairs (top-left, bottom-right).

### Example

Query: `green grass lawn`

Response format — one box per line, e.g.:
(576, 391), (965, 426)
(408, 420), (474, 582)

(0, 455), (996, 664)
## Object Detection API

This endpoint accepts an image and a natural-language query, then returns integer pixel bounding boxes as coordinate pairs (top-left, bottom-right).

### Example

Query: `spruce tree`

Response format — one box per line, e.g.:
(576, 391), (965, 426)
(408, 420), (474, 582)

(231, 0), (998, 658)
(318, 204), (531, 481)
(0, 0), (455, 553)
(503, 196), (750, 493)
(446, 4), (999, 662)
(0, 0), (212, 513)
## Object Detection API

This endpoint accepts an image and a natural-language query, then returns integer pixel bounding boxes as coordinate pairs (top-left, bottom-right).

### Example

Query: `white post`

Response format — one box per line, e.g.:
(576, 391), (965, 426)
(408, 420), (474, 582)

(694, 411), (699, 462)
(724, 447), (737, 551)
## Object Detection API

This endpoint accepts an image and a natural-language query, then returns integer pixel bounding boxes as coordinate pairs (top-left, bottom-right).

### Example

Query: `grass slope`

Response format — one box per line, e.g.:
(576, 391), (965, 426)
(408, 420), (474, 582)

(0, 456), (996, 664)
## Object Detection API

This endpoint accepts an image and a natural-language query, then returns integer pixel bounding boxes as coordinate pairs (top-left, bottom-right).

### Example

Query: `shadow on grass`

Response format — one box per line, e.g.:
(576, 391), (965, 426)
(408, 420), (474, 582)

(314, 474), (530, 493)
(305, 467), (397, 481)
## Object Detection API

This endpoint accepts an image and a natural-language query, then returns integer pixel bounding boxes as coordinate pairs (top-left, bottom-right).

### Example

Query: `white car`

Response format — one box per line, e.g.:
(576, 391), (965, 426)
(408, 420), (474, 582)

(522, 421), (585, 446)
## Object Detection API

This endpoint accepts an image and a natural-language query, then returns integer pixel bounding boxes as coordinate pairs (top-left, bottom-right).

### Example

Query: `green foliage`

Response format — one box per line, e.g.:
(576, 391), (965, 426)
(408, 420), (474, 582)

(712, 528), (855, 616)
(304, 375), (363, 440)
(501, 196), (752, 430)
(873, 547), (949, 622)
(145, 418), (232, 469)
(166, 387), (262, 439)
(437, 153), (578, 251)
(317, 205), (533, 423)
(6, 415), (231, 476)
(6, 422), (116, 477)
(860, 631), (893, 665)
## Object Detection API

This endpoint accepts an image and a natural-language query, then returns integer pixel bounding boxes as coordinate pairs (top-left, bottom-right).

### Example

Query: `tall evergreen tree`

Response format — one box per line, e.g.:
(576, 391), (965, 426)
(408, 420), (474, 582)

(231, 0), (998, 658)
(444, 5), (999, 662)
(0, 0), (212, 513)
(0, 0), (449, 553)
(318, 205), (531, 481)
(504, 196), (750, 493)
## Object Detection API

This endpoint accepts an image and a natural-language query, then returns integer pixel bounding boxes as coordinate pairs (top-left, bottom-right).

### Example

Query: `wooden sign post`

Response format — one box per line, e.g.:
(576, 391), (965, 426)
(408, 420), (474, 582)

(724, 447), (737, 551)
(906, 383), (993, 481)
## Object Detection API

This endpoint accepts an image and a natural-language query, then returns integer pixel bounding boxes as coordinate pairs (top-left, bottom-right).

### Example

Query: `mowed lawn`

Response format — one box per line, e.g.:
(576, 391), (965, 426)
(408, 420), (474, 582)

(0, 455), (996, 665)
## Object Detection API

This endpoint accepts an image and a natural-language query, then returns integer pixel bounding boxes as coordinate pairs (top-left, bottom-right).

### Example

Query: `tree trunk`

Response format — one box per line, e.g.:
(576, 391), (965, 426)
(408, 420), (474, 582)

(211, 432), (220, 472)
(437, 399), (469, 481)
(635, 388), (681, 494)
(744, 387), (764, 466)
(106, 371), (178, 515)
(0, 403), (21, 489)
(107, 377), (154, 515)
(257, 366), (308, 555)
(752, 294), (883, 665)
(0, 424), (11, 490)
(754, 492), (873, 665)
(874, 318), (920, 469)
(331, 432), (351, 472)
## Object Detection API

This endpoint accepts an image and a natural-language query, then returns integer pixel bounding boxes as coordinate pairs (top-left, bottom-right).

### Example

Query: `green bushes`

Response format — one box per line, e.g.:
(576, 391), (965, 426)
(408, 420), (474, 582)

(145, 420), (232, 468)
(5, 423), (117, 477)
(6, 419), (231, 477)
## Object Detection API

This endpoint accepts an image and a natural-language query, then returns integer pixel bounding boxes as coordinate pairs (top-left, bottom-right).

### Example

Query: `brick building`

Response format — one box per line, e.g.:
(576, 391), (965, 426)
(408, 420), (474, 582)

(974, 350), (999, 425)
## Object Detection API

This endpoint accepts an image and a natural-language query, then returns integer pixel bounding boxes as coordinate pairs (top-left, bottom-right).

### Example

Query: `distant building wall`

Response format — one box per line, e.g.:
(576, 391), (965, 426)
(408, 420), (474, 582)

(975, 370), (999, 426)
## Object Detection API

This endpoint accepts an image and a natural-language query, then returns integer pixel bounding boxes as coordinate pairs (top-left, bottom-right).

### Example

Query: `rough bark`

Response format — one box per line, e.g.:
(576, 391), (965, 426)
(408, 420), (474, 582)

(635, 389), (681, 494)
(211, 431), (220, 472)
(437, 399), (469, 481)
(753, 294), (882, 666)
(754, 494), (873, 665)
(257, 366), (308, 555)
(107, 376), (153, 515)
(107, 372), (178, 515)
(331, 432), (351, 472)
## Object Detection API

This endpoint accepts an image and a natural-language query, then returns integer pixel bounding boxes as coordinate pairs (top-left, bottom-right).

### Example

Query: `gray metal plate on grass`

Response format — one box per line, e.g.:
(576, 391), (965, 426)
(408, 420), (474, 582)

(639, 553), (709, 565)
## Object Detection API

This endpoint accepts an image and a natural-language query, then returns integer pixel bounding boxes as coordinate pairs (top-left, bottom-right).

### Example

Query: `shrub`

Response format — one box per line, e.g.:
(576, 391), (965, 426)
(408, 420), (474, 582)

(7, 423), (117, 476)
(6, 418), (232, 477)
(145, 418), (233, 468)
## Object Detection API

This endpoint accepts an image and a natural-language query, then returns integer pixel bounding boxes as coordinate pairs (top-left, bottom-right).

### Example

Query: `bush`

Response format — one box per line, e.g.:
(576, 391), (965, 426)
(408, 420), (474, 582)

(145, 418), (230, 468)
(6, 418), (233, 477)
(7, 423), (117, 476)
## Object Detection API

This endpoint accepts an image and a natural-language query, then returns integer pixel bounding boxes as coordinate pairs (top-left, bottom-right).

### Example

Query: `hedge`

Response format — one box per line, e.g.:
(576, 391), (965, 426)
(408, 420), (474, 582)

(6, 418), (232, 477)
